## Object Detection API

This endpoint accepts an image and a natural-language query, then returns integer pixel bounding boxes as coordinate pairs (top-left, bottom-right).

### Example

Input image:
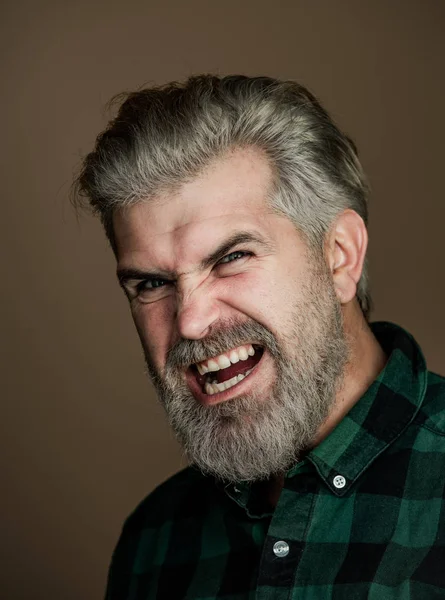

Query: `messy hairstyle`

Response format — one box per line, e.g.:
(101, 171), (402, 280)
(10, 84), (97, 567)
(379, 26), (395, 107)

(73, 74), (372, 318)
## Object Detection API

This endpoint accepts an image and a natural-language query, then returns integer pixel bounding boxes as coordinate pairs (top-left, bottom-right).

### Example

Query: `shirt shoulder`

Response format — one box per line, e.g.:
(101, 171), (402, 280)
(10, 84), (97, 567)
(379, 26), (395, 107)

(415, 370), (445, 435)
(124, 466), (217, 533)
(105, 467), (221, 599)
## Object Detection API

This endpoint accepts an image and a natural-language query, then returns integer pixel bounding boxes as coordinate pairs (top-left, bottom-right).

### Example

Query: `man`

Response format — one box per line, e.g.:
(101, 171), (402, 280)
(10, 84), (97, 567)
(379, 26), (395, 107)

(74, 75), (445, 599)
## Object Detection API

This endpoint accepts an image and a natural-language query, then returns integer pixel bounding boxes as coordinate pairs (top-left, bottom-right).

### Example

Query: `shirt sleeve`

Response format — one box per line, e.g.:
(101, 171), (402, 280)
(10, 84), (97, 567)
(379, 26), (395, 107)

(104, 519), (139, 600)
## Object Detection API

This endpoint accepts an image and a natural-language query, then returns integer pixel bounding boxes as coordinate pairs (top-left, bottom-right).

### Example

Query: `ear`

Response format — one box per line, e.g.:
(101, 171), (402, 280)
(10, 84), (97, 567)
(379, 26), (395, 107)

(325, 209), (368, 305)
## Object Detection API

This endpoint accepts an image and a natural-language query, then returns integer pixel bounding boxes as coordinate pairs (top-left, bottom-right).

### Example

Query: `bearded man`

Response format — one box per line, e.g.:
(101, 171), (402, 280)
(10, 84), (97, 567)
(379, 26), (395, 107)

(74, 75), (445, 599)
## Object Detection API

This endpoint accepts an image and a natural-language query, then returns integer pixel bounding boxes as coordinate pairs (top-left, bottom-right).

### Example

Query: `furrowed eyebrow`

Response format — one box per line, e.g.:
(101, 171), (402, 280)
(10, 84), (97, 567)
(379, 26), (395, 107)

(116, 268), (173, 288)
(199, 231), (275, 271)
(116, 231), (275, 287)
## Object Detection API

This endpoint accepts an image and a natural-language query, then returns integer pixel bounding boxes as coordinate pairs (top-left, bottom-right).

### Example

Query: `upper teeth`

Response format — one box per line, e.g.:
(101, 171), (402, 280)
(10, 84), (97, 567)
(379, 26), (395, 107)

(196, 344), (255, 375)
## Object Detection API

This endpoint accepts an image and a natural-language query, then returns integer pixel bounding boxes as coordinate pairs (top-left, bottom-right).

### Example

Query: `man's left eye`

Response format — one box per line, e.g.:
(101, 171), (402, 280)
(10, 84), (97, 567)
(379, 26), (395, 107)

(218, 251), (250, 265)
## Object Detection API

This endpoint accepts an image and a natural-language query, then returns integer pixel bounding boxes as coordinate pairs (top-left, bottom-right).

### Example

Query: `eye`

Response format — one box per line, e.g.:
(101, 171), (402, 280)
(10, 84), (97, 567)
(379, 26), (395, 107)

(217, 250), (251, 265)
(130, 278), (172, 303)
(136, 278), (168, 292)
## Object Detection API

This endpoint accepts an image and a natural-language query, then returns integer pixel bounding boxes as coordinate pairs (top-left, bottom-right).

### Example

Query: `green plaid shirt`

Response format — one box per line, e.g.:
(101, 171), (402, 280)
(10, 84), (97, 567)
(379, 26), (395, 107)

(106, 322), (445, 599)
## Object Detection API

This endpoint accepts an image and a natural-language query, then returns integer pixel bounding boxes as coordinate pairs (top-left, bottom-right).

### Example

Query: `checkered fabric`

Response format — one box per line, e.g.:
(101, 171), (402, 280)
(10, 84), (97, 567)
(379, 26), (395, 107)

(105, 322), (445, 599)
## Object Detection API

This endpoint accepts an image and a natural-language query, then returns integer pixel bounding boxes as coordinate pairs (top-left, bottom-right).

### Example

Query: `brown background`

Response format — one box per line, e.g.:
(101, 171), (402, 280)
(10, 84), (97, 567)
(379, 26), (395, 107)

(1, 1), (444, 598)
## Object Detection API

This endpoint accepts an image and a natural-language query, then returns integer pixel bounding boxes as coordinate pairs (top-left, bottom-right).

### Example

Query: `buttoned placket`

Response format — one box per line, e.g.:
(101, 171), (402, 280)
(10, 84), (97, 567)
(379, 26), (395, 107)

(254, 460), (319, 599)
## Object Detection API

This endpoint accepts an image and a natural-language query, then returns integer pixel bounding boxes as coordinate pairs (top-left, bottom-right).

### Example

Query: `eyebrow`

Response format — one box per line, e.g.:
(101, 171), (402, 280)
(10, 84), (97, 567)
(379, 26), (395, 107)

(199, 231), (275, 270)
(116, 230), (275, 286)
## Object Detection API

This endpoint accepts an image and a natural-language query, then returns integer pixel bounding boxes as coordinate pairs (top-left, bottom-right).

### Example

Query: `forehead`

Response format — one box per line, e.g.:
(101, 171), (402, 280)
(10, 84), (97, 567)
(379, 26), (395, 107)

(113, 147), (277, 266)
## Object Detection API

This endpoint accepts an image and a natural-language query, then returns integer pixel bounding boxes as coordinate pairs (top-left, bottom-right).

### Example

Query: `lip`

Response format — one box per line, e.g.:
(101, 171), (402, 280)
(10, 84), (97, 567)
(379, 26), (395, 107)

(185, 349), (269, 406)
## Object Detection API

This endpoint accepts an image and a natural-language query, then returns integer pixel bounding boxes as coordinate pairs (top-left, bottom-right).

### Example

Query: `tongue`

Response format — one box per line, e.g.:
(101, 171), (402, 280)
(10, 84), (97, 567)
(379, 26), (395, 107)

(216, 354), (260, 383)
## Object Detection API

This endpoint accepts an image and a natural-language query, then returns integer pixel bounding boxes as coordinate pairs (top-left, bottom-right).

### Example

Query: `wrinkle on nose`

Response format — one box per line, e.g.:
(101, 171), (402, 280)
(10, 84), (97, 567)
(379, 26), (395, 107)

(176, 287), (219, 340)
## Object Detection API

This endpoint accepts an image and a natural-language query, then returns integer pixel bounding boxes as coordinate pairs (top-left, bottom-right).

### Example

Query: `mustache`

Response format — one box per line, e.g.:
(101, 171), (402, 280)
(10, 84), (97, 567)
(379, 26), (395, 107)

(165, 318), (280, 369)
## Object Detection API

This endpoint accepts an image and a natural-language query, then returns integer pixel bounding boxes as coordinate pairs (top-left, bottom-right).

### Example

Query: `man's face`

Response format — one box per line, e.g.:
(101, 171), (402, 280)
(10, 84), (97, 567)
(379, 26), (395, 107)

(114, 148), (348, 482)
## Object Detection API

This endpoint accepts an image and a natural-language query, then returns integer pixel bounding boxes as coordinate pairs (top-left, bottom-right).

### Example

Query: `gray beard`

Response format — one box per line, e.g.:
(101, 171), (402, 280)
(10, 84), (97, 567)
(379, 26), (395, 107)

(143, 260), (348, 483)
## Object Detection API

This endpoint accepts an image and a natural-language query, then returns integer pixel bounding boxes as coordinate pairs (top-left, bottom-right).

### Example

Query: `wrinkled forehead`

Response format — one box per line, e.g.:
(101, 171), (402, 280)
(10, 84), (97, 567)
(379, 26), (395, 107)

(112, 147), (276, 261)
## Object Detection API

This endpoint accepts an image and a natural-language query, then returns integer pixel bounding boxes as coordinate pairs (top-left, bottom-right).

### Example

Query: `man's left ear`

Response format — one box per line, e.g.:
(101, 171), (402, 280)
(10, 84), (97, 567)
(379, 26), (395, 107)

(326, 209), (368, 305)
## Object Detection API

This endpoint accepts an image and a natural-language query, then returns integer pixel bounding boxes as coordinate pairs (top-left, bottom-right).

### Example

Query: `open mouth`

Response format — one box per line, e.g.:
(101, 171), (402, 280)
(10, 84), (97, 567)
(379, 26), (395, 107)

(190, 344), (264, 395)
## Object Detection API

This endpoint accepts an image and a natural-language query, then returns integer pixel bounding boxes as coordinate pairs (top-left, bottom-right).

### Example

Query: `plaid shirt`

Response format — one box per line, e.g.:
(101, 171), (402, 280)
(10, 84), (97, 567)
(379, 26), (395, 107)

(106, 322), (445, 599)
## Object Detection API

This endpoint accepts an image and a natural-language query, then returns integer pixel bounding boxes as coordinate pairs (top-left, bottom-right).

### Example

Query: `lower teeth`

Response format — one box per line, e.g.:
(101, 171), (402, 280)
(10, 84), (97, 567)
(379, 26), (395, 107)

(205, 368), (253, 395)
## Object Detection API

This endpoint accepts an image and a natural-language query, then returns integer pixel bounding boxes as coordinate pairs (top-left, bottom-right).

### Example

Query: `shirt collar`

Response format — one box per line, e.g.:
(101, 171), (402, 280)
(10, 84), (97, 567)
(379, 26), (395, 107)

(222, 321), (428, 506)
(303, 321), (428, 496)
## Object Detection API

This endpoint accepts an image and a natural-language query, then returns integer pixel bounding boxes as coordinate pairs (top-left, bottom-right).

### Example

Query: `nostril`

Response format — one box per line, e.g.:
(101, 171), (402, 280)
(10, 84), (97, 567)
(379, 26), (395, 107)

(176, 300), (220, 341)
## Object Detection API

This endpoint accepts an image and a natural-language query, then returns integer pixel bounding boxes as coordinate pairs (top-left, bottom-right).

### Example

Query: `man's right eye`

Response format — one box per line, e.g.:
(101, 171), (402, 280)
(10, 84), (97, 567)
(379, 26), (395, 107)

(136, 279), (168, 292)
(128, 278), (172, 303)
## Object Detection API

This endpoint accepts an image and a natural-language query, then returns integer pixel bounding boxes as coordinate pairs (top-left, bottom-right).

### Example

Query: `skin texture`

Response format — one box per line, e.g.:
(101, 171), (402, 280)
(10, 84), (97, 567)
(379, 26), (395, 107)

(113, 147), (387, 488)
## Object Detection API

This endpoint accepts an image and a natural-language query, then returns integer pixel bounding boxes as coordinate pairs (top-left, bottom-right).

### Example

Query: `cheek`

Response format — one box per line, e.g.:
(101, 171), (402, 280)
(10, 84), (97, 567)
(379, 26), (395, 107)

(131, 301), (175, 366)
(218, 271), (289, 327)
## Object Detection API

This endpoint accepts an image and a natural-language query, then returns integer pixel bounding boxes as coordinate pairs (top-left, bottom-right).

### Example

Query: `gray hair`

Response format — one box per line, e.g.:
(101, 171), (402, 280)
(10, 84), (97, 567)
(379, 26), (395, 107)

(73, 74), (372, 318)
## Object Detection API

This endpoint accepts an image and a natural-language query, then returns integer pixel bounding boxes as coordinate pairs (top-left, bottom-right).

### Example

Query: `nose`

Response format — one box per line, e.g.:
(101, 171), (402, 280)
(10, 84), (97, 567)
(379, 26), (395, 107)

(175, 285), (220, 340)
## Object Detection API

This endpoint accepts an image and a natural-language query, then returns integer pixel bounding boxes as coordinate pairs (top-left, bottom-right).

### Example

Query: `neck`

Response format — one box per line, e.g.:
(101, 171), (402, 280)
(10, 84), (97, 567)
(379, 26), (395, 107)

(313, 301), (387, 447)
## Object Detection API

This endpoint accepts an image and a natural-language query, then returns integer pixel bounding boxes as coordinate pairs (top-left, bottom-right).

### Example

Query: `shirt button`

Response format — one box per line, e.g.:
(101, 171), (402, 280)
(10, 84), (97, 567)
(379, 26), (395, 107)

(273, 540), (290, 558)
(333, 474), (346, 489)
